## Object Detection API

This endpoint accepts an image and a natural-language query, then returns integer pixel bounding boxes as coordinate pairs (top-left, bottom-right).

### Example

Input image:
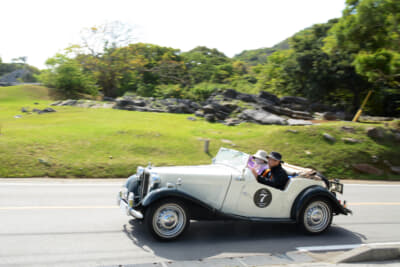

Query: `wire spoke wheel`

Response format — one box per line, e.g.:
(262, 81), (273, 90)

(301, 199), (332, 234)
(146, 200), (189, 240)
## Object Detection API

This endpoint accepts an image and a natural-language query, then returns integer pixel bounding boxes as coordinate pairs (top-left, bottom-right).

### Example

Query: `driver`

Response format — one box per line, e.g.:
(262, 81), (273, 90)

(250, 151), (289, 190)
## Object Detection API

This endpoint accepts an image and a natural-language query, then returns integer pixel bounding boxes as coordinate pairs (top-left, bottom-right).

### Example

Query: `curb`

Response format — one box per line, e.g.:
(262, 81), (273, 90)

(334, 244), (400, 263)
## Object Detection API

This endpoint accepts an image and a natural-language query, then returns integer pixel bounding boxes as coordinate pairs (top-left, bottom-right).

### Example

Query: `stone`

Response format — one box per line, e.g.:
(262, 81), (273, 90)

(323, 133), (336, 142)
(50, 101), (62, 106)
(224, 118), (241, 126)
(286, 119), (313, 126)
(61, 100), (77, 106)
(305, 150), (312, 155)
(21, 107), (29, 113)
(383, 160), (392, 167)
(38, 158), (51, 166)
(371, 155), (379, 163)
(258, 91), (280, 105)
(236, 93), (257, 103)
(352, 163), (384, 175)
(367, 127), (384, 139)
(239, 109), (287, 125)
(103, 97), (115, 102)
(14, 115), (22, 119)
(41, 107), (56, 113)
(222, 89), (238, 99)
(393, 132), (400, 142)
(187, 116), (196, 121)
(286, 129), (299, 133)
(390, 166), (400, 174)
(202, 104), (216, 114)
(204, 114), (215, 123)
(194, 110), (204, 117)
(131, 100), (146, 107)
(342, 137), (362, 144)
(280, 96), (309, 105)
(322, 112), (338, 121)
(341, 126), (355, 133)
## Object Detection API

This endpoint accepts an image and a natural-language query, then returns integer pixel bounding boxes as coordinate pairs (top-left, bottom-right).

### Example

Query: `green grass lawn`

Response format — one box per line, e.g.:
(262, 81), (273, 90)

(1, 85), (399, 179)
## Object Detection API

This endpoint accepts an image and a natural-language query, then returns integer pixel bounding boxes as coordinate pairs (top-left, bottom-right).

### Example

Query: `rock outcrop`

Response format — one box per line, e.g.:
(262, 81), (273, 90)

(49, 88), (359, 126)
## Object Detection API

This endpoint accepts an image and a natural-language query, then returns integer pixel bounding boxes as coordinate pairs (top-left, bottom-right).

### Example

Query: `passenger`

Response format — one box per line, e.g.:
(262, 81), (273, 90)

(248, 150), (269, 175)
(250, 151), (289, 190)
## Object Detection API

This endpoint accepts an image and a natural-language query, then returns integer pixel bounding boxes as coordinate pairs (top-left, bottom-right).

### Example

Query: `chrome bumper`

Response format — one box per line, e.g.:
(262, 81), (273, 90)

(117, 196), (143, 219)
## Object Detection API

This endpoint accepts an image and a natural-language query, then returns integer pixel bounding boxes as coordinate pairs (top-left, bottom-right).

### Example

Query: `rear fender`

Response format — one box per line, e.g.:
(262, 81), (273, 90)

(291, 186), (350, 221)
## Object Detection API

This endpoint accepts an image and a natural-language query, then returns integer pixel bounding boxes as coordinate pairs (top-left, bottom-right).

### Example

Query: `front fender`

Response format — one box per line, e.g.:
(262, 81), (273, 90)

(142, 188), (217, 212)
(291, 186), (350, 221)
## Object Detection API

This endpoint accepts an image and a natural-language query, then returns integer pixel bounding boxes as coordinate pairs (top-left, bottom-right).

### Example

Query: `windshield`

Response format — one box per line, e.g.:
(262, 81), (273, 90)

(213, 147), (250, 171)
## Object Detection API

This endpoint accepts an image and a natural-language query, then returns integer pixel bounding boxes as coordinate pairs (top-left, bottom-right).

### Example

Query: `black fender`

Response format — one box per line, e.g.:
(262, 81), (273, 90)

(141, 188), (218, 220)
(291, 186), (350, 221)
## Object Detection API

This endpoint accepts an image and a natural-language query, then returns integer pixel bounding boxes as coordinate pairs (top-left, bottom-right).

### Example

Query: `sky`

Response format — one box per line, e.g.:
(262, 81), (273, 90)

(0, 0), (346, 69)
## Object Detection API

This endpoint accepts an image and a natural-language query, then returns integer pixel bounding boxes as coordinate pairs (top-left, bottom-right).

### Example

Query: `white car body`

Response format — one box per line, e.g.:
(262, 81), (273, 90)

(117, 147), (350, 240)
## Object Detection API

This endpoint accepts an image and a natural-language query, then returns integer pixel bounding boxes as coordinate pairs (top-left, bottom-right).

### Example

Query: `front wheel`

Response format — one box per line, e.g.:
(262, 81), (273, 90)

(145, 199), (190, 241)
(298, 198), (333, 235)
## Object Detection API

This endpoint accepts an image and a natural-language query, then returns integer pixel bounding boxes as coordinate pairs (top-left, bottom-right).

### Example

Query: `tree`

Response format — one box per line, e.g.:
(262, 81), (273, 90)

(324, 0), (400, 115)
(76, 21), (138, 97)
(39, 53), (97, 97)
(181, 46), (233, 84)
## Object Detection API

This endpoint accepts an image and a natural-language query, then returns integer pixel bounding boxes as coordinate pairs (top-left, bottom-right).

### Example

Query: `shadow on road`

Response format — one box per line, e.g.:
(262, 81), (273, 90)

(122, 219), (365, 261)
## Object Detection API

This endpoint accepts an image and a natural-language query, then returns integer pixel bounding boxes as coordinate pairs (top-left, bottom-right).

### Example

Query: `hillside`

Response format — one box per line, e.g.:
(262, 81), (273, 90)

(0, 85), (399, 179)
(233, 39), (290, 65)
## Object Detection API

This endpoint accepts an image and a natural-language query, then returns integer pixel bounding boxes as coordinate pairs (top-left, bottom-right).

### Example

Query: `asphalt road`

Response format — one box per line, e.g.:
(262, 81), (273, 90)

(0, 179), (400, 267)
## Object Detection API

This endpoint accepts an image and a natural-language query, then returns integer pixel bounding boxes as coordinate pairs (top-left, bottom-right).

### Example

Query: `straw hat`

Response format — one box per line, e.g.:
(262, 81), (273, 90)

(252, 150), (268, 162)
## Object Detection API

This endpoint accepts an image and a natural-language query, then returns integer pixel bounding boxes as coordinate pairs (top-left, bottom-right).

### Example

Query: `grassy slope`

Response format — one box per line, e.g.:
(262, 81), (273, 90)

(0, 85), (399, 179)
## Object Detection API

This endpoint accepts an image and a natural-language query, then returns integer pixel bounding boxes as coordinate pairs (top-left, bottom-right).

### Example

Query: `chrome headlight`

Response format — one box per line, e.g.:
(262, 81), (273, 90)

(137, 166), (145, 176)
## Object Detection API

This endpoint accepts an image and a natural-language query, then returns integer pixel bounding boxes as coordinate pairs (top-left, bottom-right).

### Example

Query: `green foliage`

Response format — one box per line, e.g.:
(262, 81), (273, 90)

(181, 46), (232, 84)
(323, 0), (400, 114)
(38, 53), (97, 97)
(233, 39), (290, 65)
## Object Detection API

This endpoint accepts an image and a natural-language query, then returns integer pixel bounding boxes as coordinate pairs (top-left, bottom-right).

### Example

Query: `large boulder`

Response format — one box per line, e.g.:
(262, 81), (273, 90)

(286, 119), (313, 126)
(236, 93), (257, 103)
(322, 112), (338, 121)
(280, 96), (309, 105)
(353, 163), (384, 175)
(222, 89), (238, 99)
(367, 127), (385, 139)
(239, 109), (287, 125)
(258, 91), (280, 105)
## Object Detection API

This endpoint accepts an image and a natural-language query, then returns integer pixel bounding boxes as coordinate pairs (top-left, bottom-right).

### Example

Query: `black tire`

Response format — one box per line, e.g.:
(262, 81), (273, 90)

(298, 198), (333, 235)
(144, 199), (190, 241)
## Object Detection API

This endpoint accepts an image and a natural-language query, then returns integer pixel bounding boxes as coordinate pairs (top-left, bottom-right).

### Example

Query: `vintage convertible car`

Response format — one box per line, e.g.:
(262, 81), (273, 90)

(117, 147), (351, 240)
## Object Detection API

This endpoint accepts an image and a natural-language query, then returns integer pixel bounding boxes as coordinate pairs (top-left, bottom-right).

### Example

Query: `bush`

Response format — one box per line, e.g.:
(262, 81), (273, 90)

(38, 58), (97, 98)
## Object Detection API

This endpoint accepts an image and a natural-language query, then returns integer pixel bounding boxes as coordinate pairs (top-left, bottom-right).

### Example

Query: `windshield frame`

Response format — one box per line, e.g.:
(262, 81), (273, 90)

(212, 147), (250, 172)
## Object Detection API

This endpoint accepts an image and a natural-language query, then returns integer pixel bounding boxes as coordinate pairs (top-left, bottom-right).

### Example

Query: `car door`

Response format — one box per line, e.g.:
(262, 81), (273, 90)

(222, 168), (291, 218)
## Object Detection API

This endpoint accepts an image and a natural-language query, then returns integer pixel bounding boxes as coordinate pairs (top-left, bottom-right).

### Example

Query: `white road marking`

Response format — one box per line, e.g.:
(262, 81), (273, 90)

(350, 202), (400, 206)
(0, 183), (120, 186)
(297, 241), (400, 252)
(0, 206), (117, 210)
(345, 184), (400, 187)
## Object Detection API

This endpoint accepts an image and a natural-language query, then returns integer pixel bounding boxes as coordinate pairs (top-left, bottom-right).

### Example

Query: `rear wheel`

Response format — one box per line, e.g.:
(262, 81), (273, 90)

(299, 198), (332, 234)
(145, 199), (190, 241)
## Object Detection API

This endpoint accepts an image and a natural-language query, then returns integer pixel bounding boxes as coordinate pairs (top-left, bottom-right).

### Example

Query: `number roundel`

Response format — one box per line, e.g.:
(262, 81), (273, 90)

(253, 188), (272, 208)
